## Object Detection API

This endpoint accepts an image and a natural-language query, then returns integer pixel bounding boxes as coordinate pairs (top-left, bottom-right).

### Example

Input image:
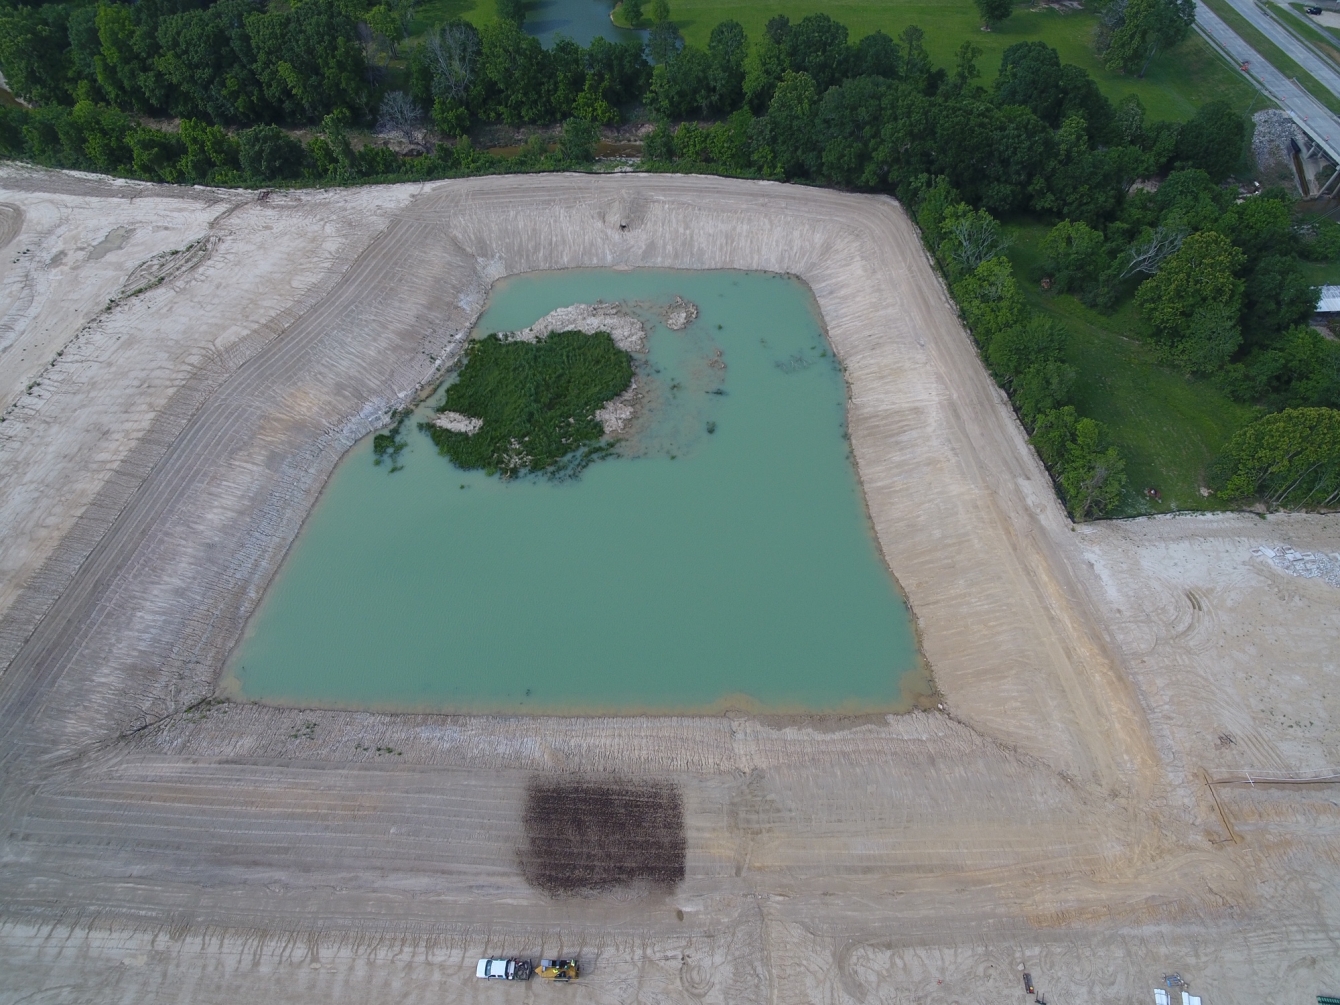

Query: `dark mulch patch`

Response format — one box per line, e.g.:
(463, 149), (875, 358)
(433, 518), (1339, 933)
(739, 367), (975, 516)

(520, 776), (686, 895)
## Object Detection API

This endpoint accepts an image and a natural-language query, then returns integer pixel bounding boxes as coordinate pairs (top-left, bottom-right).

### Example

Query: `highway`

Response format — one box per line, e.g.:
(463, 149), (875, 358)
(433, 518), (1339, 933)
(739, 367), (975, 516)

(1223, 0), (1340, 95)
(1195, 0), (1340, 162)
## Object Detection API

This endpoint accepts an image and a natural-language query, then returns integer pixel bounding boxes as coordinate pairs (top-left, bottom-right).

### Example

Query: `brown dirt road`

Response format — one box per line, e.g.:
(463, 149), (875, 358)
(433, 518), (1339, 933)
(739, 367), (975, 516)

(0, 168), (1336, 1004)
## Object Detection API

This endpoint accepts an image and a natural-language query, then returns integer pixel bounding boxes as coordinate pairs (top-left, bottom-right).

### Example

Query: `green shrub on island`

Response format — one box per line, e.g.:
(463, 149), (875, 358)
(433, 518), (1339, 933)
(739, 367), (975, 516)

(424, 330), (632, 479)
(373, 408), (411, 472)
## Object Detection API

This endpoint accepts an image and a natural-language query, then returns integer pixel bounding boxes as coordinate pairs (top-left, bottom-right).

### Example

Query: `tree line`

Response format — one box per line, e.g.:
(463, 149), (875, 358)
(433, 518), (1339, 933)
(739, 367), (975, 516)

(0, 1), (1335, 514)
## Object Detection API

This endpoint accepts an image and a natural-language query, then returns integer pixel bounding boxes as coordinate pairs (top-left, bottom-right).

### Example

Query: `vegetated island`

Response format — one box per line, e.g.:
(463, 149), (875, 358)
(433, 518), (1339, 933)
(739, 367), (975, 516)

(422, 306), (646, 479)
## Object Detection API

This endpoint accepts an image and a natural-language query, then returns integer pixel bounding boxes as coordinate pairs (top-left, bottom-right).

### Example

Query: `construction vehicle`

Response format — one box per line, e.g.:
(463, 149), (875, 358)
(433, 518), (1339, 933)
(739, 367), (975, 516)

(475, 958), (532, 980)
(537, 959), (580, 981)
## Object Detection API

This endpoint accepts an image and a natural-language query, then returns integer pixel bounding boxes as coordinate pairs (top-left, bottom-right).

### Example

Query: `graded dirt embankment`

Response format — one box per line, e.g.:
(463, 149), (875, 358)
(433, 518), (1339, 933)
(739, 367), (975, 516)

(0, 168), (1336, 1005)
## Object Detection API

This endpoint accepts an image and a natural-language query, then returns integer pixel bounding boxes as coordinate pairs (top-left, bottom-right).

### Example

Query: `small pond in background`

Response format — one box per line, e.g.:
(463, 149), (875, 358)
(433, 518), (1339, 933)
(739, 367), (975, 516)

(221, 269), (927, 715)
(524, 0), (645, 48)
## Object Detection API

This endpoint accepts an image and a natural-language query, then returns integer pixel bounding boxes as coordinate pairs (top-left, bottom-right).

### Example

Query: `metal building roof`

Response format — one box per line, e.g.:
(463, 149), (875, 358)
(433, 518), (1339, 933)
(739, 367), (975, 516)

(1317, 285), (1340, 312)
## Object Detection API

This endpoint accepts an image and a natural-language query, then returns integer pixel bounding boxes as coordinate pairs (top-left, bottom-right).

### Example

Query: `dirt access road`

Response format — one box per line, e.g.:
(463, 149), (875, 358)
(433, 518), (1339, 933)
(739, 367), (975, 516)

(0, 168), (1337, 1004)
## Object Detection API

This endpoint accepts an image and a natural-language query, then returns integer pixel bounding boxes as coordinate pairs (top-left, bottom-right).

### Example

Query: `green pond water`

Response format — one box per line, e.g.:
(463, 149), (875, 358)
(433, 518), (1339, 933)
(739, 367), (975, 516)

(222, 270), (926, 715)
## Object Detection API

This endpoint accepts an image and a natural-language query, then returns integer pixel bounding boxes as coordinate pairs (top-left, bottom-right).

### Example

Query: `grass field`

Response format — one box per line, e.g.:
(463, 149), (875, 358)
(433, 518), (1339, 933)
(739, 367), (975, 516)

(1006, 223), (1258, 515)
(666, 0), (1259, 120)
(414, 0), (1258, 121)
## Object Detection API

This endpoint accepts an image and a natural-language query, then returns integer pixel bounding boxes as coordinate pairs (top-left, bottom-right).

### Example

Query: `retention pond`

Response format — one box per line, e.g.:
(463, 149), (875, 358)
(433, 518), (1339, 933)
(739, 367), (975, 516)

(222, 270), (927, 715)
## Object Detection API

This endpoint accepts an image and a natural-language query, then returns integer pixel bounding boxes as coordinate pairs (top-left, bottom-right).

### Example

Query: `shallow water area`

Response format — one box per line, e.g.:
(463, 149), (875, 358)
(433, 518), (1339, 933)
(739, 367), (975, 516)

(525, 0), (646, 48)
(222, 269), (926, 715)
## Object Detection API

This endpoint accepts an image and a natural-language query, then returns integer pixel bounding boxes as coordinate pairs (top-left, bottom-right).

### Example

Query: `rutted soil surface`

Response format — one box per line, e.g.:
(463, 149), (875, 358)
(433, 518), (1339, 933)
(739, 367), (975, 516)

(0, 168), (1335, 1004)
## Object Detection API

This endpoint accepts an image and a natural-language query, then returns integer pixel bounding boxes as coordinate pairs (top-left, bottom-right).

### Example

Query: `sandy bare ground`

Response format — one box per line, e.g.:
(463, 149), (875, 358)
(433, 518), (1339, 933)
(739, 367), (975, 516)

(0, 168), (1336, 1004)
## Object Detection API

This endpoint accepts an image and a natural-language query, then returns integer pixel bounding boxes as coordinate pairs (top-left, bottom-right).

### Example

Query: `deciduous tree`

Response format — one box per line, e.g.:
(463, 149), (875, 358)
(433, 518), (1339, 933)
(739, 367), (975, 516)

(1135, 230), (1246, 372)
(1213, 407), (1340, 508)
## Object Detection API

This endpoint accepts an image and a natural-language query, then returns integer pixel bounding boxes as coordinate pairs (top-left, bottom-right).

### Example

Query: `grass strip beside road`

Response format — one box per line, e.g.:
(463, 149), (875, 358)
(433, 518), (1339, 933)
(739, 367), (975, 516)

(1201, 0), (1340, 114)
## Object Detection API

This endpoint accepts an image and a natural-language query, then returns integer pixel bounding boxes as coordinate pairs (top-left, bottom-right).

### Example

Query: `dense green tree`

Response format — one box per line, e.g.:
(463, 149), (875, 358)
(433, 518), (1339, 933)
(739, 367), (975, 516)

(914, 176), (962, 248)
(853, 30), (900, 79)
(987, 314), (1068, 383)
(650, 45), (710, 118)
(1212, 407), (1340, 508)
(707, 108), (753, 169)
(1240, 254), (1318, 349)
(238, 122), (306, 179)
(1030, 406), (1127, 517)
(671, 119), (708, 160)
(1299, 216), (1340, 262)
(0, 2), (72, 105)
(872, 83), (936, 189)
(550, 37), (587, 119)
(584, 37), (652, 108)
(496, 0), (525, 27)
(1057, 64), (1114, 142)
(1013, 359), (1076, 425)
(953, 255), (1029, 350)
(1058, 416), (1127, 518)
(783, 13), (849, 92)
(647, 19), (684, 63)
(246, 0), (368, 123)
(650, 0), (670, 23)
(94, 1), (166, 112)
(559, 116), (599, 161)
(1099, 0), (1195, 77)
(1175, 100), (1244, 181)
(477, 20), (552, 124)
(1225, 326), (1340, 409)
(934, 98), (1054, 213)
(759, 70), (817, 177)
(899, 24), (938, 91)
(1031, 405), (1080, 468)
(622, 0), (643, 25)
(974, 0), (1014, 30)
(1214, 190), (1294, 259)
(1039, 114), (1127, 225)
(1136, 230), (1245, 372)
(813, 73), (892, 188)
(1153, 168), (1230, 231)
(155, 0), (263, 123)
(1041, 219), (1107, 295)
(641, 117), (674, 159)
(742, 15), (790, 111)
(706, 19), (747, 113)
(177, 116), (239, 181)
(127, 123), (186, 179)
(994, 41), (1063, 123)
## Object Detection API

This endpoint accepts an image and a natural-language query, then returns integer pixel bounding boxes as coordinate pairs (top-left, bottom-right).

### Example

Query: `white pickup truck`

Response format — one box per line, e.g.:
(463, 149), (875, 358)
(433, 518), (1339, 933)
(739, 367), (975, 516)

(476, 958), (532, 980)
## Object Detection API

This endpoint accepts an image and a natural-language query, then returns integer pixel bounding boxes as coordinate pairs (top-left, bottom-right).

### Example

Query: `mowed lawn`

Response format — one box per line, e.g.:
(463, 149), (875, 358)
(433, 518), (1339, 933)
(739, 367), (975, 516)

(1006, 224), (1258, 515)
(414, 0), (1258, 121)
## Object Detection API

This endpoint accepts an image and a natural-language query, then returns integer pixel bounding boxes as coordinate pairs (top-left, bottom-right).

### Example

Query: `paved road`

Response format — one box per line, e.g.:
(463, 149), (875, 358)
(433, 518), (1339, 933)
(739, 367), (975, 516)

(1195, 0), (1340, 161)
(1223, 0), (1340, 95)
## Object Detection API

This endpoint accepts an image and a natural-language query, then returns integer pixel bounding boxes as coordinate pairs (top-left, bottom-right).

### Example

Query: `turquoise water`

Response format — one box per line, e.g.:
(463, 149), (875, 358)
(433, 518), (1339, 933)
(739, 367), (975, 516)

(525, 0), (646, 48)
(222, 270), (926, 715)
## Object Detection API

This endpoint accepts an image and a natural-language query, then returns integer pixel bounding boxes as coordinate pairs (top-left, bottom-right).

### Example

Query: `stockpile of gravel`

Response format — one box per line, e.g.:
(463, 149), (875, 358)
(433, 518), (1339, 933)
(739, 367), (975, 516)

(1252, 109), (1301, 188)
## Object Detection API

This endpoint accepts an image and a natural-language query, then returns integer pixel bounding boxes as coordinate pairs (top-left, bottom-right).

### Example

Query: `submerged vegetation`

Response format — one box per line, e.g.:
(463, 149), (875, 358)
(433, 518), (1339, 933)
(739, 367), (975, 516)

(372, 408), (410, 472)
(423, 330), (632, 479)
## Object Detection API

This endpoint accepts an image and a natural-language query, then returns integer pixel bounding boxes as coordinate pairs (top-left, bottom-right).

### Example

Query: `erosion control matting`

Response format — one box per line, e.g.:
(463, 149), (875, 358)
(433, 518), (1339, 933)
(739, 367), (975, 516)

(521, 776), (686, 894)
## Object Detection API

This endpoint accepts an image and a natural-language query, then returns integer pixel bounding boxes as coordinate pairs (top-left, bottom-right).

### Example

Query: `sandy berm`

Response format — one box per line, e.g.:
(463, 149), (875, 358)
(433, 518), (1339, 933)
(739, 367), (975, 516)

(0, 166), (1337, 1004)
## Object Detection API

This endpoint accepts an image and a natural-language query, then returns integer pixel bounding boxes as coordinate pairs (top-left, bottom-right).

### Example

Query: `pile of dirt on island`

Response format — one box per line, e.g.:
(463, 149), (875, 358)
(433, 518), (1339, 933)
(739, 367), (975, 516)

(520, 776), (686, 895)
